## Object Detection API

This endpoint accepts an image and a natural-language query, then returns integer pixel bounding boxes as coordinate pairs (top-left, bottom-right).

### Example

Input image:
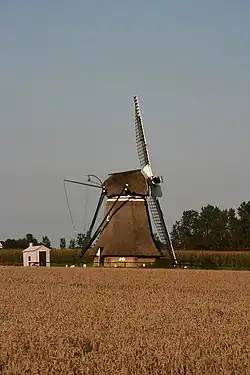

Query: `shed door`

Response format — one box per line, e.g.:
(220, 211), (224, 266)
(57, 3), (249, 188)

(39, 251), (46, 266)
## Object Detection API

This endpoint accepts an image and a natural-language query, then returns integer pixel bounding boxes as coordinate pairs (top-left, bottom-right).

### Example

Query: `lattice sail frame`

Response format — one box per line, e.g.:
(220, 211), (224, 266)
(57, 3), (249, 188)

(133, 95), (177, 265)
(134, 96), (153, 179)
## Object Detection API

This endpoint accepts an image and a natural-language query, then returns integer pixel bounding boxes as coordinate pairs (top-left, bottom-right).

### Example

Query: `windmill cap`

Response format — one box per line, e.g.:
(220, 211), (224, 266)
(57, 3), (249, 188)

(104, 169), (149, 197)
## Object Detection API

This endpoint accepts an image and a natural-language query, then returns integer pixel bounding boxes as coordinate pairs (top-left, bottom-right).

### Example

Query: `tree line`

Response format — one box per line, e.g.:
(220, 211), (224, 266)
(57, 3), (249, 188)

(1, 201), (249, 251)
(1, 233), (86, 250)
(1, 233), (52, 249)
(59, 233), (86, 249)
(171, 201), (250, 250)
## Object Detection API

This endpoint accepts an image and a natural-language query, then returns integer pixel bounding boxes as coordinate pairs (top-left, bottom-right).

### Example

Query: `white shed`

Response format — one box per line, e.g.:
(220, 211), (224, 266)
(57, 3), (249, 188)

(23, 243), (51, 267)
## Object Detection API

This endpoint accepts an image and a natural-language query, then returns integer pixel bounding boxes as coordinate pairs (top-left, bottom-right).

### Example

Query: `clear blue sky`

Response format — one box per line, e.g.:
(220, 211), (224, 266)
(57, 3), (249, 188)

(0, 1), (249, 247)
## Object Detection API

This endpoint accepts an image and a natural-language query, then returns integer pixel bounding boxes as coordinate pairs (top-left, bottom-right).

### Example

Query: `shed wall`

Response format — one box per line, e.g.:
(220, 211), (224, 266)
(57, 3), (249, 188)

(23, 248), (50, 267)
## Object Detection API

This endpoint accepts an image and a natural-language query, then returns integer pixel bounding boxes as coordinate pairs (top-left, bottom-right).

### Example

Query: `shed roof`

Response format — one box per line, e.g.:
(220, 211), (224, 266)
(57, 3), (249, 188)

(22, 245), (50, 253)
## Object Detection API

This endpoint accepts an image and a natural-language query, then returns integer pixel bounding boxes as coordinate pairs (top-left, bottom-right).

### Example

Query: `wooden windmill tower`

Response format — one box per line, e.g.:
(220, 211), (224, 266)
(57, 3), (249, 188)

(64, 96), (177, 267)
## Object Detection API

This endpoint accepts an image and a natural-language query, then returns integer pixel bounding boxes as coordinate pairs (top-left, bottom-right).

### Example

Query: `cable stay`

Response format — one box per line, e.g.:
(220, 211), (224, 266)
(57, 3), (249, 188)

(63, 178), (101, 237)
(63, 177), (106, 252)
(63, 180), (77, 234)
(64, 179), (102, 189)
(84, 185), (89, 233)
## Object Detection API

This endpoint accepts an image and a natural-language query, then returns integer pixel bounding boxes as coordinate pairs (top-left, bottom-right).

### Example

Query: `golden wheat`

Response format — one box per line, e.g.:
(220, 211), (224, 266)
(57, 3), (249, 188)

(0, 267), (249, 374)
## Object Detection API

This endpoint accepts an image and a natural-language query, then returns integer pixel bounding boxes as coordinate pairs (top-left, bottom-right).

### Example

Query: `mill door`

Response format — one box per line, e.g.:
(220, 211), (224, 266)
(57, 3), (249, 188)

(39, 251), (46, 266)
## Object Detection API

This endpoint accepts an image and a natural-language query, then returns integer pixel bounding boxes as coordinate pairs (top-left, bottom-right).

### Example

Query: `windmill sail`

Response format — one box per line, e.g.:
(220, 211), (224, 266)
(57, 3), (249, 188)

(148, 197), (177, 264)
(134, 96), (153, 179)
(134, 95), (177, 265)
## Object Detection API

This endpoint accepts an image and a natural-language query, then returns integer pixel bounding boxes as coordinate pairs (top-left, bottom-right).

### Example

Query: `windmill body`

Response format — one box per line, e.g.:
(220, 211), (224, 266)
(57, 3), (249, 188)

(92, 169), (161, 266)
(64, 96), (177, 267)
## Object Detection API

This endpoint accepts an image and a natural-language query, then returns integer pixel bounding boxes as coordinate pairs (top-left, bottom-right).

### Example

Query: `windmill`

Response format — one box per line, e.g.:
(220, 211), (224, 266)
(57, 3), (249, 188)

(64, 96), (177, 267)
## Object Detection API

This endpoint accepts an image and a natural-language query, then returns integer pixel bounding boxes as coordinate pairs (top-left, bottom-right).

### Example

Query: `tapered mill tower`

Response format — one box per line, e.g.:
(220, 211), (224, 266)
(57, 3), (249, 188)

(92, 169), (161, 266)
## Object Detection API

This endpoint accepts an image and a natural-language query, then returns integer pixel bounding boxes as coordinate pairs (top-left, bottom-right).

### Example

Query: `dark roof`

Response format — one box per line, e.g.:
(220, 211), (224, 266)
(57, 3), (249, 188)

(92, 199), (161, 257)
(104, 169), (148, 197)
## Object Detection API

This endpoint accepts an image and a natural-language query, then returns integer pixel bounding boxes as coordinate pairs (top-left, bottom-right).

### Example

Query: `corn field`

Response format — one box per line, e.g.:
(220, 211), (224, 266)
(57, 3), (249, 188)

(0, 267), (249, 374)
(0, 249), (250, 269)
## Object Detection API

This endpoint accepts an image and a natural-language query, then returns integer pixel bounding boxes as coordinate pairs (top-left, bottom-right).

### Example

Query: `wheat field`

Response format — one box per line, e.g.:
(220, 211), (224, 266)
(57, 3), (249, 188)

(0, 267), (249, 375)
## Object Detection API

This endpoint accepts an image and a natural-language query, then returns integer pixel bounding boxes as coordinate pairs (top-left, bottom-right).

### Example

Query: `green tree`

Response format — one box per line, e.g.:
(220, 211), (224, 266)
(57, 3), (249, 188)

(171, 210), (200, 250)
(25, 233), (38, 245)
(69, 239), (76, 249)
(171, 204), (243, 250)
(60, 237), (66, 249)
(171, 222), (182, 249)
(237, 201), (250, 249)
(181, 210), (200, 249)
(42, 236), (51, 248)
(196, 205), (227, 250)
(76, 233), (86, 249)
(225, 208), (239, 250)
